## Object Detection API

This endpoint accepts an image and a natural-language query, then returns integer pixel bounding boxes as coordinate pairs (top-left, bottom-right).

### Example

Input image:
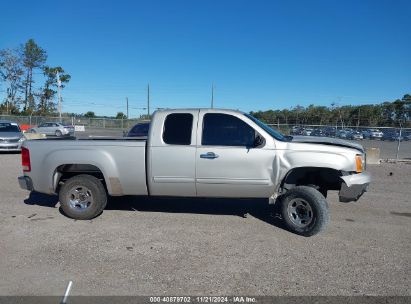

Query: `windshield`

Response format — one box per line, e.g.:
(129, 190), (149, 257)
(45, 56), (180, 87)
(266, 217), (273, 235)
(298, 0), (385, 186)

(244, 113), (286, 141)
(0, 123), (20, 133)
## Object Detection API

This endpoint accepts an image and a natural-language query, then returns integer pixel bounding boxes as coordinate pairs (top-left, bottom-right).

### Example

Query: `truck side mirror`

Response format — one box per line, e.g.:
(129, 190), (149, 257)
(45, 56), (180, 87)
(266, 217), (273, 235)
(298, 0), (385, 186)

(253, 135), (264, 147)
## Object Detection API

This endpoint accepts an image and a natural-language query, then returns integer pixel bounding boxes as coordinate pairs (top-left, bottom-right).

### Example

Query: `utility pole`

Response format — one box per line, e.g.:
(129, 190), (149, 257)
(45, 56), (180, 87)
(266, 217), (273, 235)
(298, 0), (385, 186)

(57, 71), (62, 122)
(147, 84), (150, 117)
(126, 97), (129, 119)
(211, 83), (214, 108)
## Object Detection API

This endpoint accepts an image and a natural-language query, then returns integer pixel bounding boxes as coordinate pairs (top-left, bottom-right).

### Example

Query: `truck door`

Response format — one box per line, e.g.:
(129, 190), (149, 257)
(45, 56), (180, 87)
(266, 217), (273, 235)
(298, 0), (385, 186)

(148, 110), (198, 196)
(196, 111), (275, 198)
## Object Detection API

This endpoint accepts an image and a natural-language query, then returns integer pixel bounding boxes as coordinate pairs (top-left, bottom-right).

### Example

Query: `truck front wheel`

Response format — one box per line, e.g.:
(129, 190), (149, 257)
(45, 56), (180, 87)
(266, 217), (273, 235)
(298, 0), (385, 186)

(59, 174), (107, 220)
(279, 186), (329, 236)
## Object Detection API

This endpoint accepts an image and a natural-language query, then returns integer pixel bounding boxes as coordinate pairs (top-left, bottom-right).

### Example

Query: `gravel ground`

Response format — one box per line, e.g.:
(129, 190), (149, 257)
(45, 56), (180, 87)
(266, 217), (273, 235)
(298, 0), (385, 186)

(0, 153), (410, 296)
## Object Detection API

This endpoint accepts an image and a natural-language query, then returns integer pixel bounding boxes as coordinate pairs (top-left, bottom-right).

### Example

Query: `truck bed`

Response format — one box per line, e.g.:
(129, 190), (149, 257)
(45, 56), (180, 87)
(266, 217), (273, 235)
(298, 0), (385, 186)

(23, 138), (148, 196)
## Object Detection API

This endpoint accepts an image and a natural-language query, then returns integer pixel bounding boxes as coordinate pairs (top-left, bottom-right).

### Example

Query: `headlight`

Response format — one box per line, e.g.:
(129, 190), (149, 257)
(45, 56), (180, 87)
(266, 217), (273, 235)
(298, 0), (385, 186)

(355, 154), (364, 173)
(19, 137), (25, 142)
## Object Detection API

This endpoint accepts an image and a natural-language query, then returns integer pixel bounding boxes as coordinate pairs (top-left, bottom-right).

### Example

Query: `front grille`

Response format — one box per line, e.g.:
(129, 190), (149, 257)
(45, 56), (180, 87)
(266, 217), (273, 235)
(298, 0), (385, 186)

(0, 138), (20, 143)
(0, 145), (19, 149)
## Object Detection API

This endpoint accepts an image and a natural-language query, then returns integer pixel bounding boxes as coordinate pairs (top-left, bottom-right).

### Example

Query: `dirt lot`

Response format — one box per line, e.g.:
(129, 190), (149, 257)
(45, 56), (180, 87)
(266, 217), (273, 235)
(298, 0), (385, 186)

(0, 153), (410, 296)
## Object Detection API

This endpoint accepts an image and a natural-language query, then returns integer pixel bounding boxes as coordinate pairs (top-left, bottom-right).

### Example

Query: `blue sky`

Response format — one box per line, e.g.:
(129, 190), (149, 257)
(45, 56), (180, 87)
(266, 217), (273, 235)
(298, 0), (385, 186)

(1, 0), (410, 117)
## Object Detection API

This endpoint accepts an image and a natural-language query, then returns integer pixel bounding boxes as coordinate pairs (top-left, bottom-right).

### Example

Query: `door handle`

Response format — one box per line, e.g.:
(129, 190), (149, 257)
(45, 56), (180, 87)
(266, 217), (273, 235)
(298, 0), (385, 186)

(200, 152), (219, 159)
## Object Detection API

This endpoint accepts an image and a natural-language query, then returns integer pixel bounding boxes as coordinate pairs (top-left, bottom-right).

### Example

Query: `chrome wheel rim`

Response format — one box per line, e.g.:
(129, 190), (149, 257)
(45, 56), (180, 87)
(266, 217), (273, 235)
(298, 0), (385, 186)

(68, 186), (93, 211)
(287, 198), (313, 227)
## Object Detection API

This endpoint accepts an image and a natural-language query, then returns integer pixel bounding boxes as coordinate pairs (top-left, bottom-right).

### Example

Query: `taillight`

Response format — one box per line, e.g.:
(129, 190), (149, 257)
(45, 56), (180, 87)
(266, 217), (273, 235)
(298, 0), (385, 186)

(21, 147), (31, 172)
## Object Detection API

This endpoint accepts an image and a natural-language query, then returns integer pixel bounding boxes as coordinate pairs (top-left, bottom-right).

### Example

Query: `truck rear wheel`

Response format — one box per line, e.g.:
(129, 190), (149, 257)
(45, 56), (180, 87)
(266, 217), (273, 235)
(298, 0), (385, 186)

(59, 174), (107, 220)
(279, 186), (329, 237)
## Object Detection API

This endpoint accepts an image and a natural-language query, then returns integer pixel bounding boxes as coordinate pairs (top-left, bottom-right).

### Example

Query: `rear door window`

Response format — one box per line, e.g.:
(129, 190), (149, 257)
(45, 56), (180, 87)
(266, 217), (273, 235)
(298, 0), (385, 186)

(163, 113), (193, 145)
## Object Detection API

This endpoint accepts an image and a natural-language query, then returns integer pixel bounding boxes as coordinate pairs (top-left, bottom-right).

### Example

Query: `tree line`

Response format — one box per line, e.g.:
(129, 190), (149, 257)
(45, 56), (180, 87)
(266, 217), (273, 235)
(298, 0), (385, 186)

(83, 111), (128, 120)
(251, 94), (411, 128)
(0, 39), (70, 115)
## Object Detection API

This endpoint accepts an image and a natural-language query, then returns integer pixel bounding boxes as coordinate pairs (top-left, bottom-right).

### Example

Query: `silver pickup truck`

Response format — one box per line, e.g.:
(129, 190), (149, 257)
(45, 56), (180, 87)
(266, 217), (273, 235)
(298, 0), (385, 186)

(18, 109), (370, 236)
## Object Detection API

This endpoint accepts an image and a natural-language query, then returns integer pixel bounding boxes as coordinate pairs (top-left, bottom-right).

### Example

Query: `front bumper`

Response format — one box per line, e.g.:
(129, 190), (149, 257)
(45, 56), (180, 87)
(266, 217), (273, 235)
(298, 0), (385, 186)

(18, 176), (33, 191)
(339, 172), (371, 202)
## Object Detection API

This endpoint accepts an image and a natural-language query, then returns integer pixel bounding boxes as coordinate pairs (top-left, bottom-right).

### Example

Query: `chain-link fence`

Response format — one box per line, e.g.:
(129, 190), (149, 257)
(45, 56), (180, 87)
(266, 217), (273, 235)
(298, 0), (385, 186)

(2, 114), (409, 132)
(0, 114), (148, 130)
(1, 114), (410, 160)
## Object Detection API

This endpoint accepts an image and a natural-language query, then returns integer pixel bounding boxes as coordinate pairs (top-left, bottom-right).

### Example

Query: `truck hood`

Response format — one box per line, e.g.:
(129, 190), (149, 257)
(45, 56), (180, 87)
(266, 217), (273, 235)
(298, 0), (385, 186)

(289, 136), (364, 153)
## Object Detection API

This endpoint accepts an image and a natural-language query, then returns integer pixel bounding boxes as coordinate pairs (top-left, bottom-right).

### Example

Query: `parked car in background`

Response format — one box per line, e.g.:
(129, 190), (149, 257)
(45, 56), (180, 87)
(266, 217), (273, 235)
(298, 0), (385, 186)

(323, 127), (337, 137)
(125, 122), (150, 137)
(29, 122), (74, 137)
(0, 120), (24, 151)
(404, 131), (411, 141)
(290, 126), (304, 135)
(336, 129), (352, 139)
(302, 128), (313, 136)
(310, 128), (326, 137)
(381, 131), (405, 141)
(362, 129), (383, 140)
(347, 131), (364, 140)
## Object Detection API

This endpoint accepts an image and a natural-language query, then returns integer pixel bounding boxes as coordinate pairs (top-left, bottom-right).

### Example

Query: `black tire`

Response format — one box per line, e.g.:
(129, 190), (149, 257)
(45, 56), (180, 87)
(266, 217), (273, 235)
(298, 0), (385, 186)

(306, 184), (328, 198)
(279, 186), (329, 237)
(55, 130), (62, 137)
(59, 174), (107, 220)
(29, 129), (36, 133)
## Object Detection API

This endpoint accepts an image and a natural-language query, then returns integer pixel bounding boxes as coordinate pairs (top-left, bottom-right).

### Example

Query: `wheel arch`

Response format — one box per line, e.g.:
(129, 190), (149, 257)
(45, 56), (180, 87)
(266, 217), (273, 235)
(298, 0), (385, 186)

(41, 147), (123, 196)
(279, 166), (343, 194)
(53, 163), (111, 194)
